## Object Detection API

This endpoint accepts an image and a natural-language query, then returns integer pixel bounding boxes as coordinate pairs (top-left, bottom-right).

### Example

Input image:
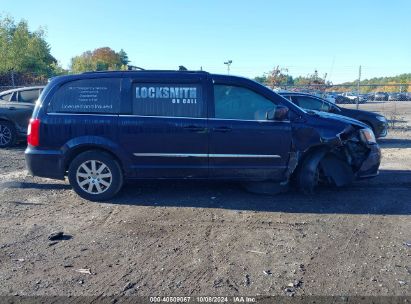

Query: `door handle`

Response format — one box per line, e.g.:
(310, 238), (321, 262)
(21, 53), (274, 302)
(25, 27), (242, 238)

(213, 126), (232, 133)
(8, 107), (16, 110)
(184, 125), (206, 132)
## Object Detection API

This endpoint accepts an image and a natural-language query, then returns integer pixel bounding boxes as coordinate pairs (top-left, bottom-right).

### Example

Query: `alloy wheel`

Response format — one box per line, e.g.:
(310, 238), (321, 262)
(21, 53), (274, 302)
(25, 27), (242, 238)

(76, 160), (113, 194)
(0, 124), (12, 146)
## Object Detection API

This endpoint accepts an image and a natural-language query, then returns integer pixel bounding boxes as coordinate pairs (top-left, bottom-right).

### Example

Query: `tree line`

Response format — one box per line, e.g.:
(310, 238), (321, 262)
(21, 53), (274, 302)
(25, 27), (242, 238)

(254, 66), (331, 91)
(0, 15), (131, 86)
(253, 68), (410, 93)
(334, 74), (410, 93)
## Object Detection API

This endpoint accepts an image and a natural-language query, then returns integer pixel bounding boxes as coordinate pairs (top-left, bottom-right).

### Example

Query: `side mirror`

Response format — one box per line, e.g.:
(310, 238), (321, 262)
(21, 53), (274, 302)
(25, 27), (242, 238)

(266, 105), (289, 121)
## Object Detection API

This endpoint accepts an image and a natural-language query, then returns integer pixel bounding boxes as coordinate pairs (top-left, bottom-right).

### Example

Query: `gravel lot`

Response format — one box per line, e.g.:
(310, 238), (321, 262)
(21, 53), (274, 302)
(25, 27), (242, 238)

(0, 102), (410, 298)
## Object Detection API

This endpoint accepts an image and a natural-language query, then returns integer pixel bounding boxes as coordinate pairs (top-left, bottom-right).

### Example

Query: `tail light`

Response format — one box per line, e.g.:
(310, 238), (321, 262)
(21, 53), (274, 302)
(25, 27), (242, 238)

(27, 119), (40, 147)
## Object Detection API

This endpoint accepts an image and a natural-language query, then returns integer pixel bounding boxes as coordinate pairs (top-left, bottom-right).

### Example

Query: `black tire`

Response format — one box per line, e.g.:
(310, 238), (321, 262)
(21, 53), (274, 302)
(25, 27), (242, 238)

(296, 150), (326, 194)
(68, 150), (123, 201)
(0, 121), (17, 148)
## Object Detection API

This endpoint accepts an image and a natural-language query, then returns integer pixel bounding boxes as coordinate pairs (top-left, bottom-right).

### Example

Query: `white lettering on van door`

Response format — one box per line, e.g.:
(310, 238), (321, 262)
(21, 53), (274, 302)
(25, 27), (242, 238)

(135, 86), (198, 104)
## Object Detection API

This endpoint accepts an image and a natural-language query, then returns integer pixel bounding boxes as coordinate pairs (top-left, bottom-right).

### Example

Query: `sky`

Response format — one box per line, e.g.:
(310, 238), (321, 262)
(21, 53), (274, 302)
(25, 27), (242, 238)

(1, 0), (410, 84)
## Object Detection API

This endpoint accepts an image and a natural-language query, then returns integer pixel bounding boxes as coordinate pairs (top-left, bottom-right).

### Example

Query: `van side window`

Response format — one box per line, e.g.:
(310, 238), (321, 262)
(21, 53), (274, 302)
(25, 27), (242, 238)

(132, 83), (203, 118)
(214, 85), (276, 120)
(0, 93), (13, 102)
(48, 78), (121, 114)
(19, 89), (40, 104)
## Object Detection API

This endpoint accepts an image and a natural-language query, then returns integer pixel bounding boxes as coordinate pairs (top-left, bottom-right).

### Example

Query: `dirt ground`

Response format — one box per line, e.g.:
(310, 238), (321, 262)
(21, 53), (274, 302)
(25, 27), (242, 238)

(0, 102), (410, 299)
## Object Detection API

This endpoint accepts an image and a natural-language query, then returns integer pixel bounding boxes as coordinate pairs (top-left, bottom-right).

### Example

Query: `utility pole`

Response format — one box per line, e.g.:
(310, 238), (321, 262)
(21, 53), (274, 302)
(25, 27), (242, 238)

(356, 65), (361, 110)
(224, 60), (232, 75)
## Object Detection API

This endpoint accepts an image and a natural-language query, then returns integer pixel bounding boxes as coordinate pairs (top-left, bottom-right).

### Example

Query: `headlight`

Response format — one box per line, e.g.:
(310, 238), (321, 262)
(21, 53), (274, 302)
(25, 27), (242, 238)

(376, 115), (386, 122)
(359, 128), (376, 144)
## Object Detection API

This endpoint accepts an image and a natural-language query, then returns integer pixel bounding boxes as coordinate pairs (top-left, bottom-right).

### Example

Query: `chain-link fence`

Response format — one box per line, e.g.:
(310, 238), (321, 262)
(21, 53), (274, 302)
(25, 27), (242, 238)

(2, 72), (410, 131)
(0, 71), (48, 93)
(279, 83), (409, 102)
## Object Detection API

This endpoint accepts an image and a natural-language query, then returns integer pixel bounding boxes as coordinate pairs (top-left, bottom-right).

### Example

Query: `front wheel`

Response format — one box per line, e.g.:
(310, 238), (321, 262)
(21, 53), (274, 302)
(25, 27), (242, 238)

(296, 151), (327, 194)
(68, 151), (123, 201)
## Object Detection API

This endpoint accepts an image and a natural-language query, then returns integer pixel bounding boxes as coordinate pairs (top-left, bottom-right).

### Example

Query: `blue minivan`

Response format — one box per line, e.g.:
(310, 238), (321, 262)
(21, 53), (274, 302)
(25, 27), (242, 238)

(25, 71), (381, 201)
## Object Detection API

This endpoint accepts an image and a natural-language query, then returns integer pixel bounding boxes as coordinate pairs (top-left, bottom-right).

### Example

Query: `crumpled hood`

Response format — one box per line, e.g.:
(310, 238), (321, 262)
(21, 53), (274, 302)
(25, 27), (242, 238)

(309, 110), (369, 129)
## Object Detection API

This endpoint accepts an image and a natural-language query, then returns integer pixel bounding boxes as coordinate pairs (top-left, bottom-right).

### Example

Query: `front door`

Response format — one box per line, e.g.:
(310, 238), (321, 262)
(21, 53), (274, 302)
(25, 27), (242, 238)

(208, 83), (292, 181)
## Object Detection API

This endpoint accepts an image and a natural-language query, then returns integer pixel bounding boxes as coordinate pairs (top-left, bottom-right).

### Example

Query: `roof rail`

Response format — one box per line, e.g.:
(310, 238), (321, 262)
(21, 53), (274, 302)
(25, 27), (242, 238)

(127, 65), (145, 71)
(82, 69), (208, 74)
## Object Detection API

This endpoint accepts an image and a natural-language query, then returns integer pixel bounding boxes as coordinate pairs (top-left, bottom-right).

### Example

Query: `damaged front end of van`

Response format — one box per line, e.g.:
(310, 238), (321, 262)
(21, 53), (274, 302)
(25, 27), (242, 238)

(287, 120), (381, 194)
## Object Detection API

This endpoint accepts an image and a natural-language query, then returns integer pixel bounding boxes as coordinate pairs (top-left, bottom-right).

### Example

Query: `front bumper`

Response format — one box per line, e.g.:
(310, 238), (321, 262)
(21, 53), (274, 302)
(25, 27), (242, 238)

(25, 146), (65, 180)
(356, 144), (381, 178)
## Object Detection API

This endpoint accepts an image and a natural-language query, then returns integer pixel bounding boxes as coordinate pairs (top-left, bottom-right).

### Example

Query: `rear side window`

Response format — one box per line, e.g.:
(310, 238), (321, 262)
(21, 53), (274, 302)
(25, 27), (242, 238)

(132, 83), (204, 118)
(0, 93), (13, 102)
(48, 78), (121, 114)
(19, 89), (40, 103)
(296, 96), (331, 111)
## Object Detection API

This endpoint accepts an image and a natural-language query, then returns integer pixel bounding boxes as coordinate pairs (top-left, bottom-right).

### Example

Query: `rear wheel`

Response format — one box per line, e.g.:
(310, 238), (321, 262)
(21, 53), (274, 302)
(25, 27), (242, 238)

(0, 121), (16, 148)
(68, 151), (123, 201)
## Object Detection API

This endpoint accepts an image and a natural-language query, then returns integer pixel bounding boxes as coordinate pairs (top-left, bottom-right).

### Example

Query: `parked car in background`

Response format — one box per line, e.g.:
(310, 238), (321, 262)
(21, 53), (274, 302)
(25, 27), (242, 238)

(372, 92), (389, 101)
(388, 92), (408, 101)
(305, 91), (337, 104)
(335, 95), (366, 104)
(335, 95), (352, 104)
(339, 92), (367, 104)
(0, 86), (44, 147)
(279, 92), (388, 138)
(359, 94), (369, 101)
(366, 93), (375, 101)
(341, 92), (357, 101)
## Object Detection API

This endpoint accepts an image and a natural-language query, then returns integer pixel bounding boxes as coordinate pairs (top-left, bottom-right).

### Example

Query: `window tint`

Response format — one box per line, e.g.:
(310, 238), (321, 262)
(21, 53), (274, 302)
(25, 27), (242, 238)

(214, 85), (276, 120)
(296, 96), (331, 112)
(48, 78), (121, 113)
(1, 93), (13, 102)
(19, 89), (40, 103)
(133, 83), (203, 118)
